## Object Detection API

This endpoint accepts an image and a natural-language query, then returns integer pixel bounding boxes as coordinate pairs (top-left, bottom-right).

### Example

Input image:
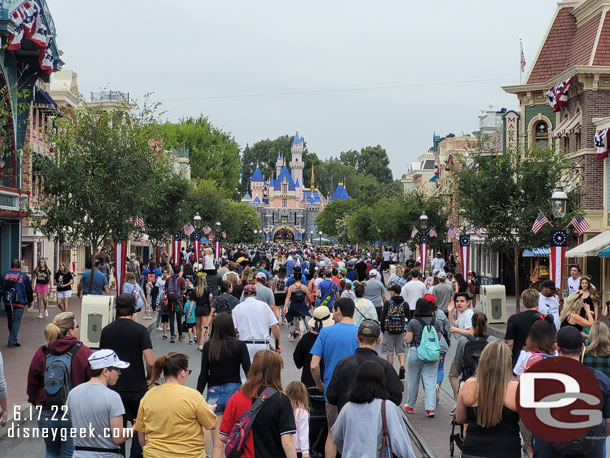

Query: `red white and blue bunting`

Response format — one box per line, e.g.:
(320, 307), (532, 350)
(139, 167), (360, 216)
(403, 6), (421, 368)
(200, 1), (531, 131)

(550, 230), (567, 288)
(595, 128), (610, 160)
(419, 235), (429, 273)
(546, 77), (572, 112)
(460, 234), (470, 276)
(7, 1), (54, 74)
(113, 241), (127, 295)
(173, 231), (181, 266)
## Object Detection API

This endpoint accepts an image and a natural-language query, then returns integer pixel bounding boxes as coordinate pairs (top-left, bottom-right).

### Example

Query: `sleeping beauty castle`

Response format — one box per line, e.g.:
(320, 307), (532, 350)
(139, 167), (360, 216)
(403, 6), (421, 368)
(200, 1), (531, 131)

(242, 131), (350, 243)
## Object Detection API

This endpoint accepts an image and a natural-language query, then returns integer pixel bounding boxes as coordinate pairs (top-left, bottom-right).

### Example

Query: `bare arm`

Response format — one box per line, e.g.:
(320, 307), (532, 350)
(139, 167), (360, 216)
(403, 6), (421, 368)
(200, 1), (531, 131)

(605, 418), (610, 437)
(143, 349), (154, 378)
(311, 355), (324, 391)
(109, 416), (131, 445)
(405, 331), (414, 344)
(281, 434), (298, 458)
(138, 431), (146, 447)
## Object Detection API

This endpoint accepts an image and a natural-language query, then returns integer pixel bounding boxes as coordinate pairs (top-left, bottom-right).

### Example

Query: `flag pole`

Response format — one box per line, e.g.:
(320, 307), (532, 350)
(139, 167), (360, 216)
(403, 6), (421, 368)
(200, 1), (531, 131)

(520, 38), (523, 84)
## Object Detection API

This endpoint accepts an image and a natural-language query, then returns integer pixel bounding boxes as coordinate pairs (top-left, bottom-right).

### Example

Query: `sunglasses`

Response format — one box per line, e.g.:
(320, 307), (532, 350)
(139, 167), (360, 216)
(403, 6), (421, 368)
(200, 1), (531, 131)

(109, 367), (121, 374)
(185, 369), (192, 376)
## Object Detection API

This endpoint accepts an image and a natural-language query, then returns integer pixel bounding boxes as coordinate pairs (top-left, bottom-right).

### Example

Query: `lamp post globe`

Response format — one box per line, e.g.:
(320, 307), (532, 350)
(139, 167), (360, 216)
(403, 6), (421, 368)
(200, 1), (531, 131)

(193, 213), (202, 229)
(551, 186), (568, 219)
(419, 213), (429, 230)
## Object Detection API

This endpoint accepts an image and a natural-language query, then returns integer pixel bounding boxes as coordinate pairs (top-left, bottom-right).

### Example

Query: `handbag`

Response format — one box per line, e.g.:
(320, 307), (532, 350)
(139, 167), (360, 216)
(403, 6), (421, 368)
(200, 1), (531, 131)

(379, 400), (397, 458)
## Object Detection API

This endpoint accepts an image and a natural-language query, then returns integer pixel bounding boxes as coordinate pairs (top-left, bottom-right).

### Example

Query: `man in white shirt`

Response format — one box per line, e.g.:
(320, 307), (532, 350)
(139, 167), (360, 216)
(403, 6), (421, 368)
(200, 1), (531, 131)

(400, 269), (427, 318)
(232, 284), (281, 360)
(382, 248), (392, 272)
(538, 279), (560, 330)
(431, 252), (445, 274)
(567, 265), (581, 294)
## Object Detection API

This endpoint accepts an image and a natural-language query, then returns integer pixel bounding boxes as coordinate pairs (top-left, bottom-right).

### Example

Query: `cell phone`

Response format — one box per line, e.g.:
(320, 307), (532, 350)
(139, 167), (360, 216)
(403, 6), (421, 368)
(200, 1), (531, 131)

(207, 398), (218, 405)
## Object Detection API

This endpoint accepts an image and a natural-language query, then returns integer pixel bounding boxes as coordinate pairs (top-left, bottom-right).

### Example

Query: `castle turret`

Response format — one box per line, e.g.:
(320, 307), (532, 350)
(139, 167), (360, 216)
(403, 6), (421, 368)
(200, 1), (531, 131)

(276, 154), (283, 178)
(250, 161), (265, 203)
(290, 131), (304, 188)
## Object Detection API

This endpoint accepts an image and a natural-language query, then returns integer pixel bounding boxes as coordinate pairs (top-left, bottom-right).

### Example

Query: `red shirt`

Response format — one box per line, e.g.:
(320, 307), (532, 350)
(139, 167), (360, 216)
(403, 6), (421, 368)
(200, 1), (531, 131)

(220, 391), (256, 458)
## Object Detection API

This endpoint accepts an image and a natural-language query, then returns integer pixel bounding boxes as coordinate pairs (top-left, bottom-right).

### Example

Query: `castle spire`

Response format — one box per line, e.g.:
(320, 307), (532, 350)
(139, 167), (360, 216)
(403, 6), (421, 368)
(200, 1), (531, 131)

(310, 165), (315, 190)
(283, 156), (286, 166)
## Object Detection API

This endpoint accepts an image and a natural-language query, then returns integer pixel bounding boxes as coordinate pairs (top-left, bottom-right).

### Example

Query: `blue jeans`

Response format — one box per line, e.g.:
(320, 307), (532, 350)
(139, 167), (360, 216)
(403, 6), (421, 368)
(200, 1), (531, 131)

(207, 382), (241, 414)
(420, 352), (446, 387)
(407, 347), (439, 412)
(6, 304), (24, 346)
(37, 409), (74, 458)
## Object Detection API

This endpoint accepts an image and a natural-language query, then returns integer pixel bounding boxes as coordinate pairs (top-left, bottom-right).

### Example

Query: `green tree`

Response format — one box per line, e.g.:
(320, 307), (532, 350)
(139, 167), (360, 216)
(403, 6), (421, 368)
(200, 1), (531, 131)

(315, 199), (359, 236)
(157, 116), (240, 193)
(220, 201), (262, 244)
(453, 146), (580, 309)
(40, 101), (163, 291)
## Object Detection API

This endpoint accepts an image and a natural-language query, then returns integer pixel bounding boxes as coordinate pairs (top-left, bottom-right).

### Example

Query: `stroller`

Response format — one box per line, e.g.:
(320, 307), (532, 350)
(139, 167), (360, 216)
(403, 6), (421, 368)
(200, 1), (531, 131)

(307, 387), (327, 458)
(449, 416), (464, 457)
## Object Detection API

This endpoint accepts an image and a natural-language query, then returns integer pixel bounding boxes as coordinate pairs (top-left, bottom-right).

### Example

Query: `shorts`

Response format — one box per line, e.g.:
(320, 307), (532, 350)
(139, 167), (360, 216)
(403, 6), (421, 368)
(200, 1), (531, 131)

(381, 331), (407, 355)
(161, 314), (169, 323)
(326, 402), (339, 430)
(207, 382), (241, 414)
(56, 290), (72, 299)
(34, 283), (49, 294)
(195, 305), (211, 317)
(184, 322), (195, 329)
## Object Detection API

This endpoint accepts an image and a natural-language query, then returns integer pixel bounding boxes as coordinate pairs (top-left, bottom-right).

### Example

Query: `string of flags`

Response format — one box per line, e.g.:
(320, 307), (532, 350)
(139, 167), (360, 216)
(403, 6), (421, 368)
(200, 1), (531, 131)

(546, 77), (572, 112)
(7, 1), (54, 74)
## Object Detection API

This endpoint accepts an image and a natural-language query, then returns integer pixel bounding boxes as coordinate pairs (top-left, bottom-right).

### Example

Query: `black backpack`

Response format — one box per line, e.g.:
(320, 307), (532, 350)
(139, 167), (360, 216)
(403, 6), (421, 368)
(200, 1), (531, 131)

(461, 335), (489, 380)
(552, 427), (596, 455)
(291, 286), (306, 303)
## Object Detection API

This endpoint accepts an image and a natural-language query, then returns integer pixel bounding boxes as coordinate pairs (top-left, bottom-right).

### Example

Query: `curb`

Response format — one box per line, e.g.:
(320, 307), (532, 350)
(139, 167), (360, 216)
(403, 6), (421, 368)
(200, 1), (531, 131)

(488, 324), (505, 340)
(401, 409), (436, 458)
(0, 401), (31, 441)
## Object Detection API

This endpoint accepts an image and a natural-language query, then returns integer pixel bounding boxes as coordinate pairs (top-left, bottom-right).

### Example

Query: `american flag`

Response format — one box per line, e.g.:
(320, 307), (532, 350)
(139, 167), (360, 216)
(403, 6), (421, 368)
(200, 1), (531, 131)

(532, 213), (549, 234)
(130, 216), (144, 228)
(570, 215), (590, 236)
(183, 223), (195, 236)
(520, 41), (526, 73)
(447, 224), (458, 240)
(428, 227), (437, 238)
(474, 228), (482, 238)
(410, 227), (418, 239)
(221, 231), (227, 239)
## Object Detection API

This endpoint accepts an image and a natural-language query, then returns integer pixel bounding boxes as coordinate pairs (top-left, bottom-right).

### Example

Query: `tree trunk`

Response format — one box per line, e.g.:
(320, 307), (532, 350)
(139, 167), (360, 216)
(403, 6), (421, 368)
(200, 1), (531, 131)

(513, 245), (520, 313)
(88, 242), (96, 295)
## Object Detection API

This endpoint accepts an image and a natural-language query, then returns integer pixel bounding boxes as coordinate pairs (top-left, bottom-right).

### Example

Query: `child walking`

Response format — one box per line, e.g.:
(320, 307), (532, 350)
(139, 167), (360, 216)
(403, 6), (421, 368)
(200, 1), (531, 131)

(286, 381), (310, 458)
(184, 297), (197, 344)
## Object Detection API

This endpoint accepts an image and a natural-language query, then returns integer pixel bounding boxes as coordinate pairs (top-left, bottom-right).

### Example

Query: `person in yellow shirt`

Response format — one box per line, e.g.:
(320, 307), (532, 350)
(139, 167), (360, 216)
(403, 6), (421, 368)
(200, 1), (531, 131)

(135, 352), (216, 458)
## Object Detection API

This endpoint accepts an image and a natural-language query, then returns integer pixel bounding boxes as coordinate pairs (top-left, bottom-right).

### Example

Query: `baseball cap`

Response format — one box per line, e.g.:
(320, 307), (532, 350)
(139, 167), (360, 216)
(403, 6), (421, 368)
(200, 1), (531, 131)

(557, 326), (583, 351)
(88, 349), (130, 370)
(318, 260), (326, 267)
(255, 272), (267, 280)
(389, 284), (401, 294)
(372, 261), (378, 267)
(244, 284), (257, 295)
(308, 305), (334, 329)
(369, 269), (378, 277)
(437, 271), (447, 279)
(358, 320), (381, 338)
(541, 279), (556, 289)
(423, 293), (436, 305)
(116, 293), (137, 312)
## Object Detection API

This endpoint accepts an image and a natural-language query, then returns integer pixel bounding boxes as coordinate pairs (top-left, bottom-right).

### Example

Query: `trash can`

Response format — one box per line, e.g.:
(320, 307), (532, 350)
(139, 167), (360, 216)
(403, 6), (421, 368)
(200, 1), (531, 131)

(81, 295), (115, 349)
(479, 285), (507, 324)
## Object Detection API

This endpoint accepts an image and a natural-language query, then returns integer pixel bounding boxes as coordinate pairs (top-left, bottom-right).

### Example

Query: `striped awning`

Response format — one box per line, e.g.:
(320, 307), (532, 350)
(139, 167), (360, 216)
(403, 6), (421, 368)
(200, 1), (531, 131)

(522, 247), (550, 257)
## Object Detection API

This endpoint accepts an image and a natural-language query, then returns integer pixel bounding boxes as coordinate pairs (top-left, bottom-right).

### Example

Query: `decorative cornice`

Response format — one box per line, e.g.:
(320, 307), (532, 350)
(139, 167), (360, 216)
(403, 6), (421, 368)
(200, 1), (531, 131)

(573, 0), (610, 26)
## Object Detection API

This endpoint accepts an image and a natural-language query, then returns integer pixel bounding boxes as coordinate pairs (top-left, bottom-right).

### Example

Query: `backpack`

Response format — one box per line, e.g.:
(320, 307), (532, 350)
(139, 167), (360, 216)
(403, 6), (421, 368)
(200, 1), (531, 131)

(461, 335), (489, 380)
(275, 278), (286, 292)
(4, 272), (27, 305)
(319, 282), (336, 308)
(224, 387), (277, 458)
(291, 286), (306, 303)
(166, 275), (181, 301)
(551, 427), (596, 456)
(384, 300), (406, 334)
(415, 318), (440, 362)
(215, 295), (235, 315)
(42, 343), (81, 407)
(159, 293), (169, 313)
(127, 260), (138, 274)
(147, 271), (156, 284)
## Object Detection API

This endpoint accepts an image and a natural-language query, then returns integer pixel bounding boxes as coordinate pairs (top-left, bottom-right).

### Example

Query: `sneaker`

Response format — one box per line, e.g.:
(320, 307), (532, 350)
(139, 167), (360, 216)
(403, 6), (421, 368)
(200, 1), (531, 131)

(8, 343), (20, 348)
(156, 326), (163, 331)
(162, 334), (167, 340)
(404, 405), (413, 414)
(179, 335), (185, 341)
(38, 313), (43, 319)
(44, 309), (48, 317)
(198, 344), (203, 351)
(399, 366), (405, 380)
(188, 340), (192, 345)
(170, 336), (176, 343)
(426, 410), (435, 417)
(288, 334), (295, 342)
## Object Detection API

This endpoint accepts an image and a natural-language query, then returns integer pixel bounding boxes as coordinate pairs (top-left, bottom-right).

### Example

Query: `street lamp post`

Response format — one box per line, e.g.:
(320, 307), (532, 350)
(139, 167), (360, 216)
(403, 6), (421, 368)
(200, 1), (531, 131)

(310, 230), (314, 244)
(193, 213), (202, 230)
(418, 213), (430, 274)
(319, 230), (322, 247)
(549, 186), (568, 292)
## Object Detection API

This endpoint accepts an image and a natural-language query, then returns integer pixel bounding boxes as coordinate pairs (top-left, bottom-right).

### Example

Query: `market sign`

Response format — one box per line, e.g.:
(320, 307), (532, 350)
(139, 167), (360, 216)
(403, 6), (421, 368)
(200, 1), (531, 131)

(504, 110), (520, 151)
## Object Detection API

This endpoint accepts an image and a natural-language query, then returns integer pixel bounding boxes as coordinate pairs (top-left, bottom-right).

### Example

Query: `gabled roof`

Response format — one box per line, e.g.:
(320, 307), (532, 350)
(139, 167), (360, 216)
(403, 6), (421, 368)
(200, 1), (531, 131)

(250, 166), (264, 182)
(295, 178), (300, 188)
(269, 177), (275, 188)
(274, 165), (296, 191)
(331, 183), (350, 201)
(293, 131), (304, 145)
(253, 196), (261, 204)
(241, 193), (252, 201)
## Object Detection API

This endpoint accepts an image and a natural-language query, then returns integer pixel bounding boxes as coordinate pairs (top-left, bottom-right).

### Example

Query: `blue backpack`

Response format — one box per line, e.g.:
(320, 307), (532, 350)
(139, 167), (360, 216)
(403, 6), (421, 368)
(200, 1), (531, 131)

(43, 343), (81, 407)
(415, 318), (440, 362)
(3, 271), (27, 305)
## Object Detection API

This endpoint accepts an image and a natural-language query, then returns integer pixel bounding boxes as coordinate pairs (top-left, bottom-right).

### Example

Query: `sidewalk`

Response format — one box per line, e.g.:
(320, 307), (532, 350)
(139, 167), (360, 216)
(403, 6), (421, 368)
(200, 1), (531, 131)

(0, 292), (155, 415)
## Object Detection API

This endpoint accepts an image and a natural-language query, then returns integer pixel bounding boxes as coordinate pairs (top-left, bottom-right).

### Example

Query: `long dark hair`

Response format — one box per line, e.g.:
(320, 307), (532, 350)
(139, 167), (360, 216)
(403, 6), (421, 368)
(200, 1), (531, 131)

(455, 273), (468, 292)
(148, 352), (189, 389)
(414, 297), (434, 317)
(207, 313), (237, 362)
(277, 266), (287, 279)
(347, 360), (388, 404)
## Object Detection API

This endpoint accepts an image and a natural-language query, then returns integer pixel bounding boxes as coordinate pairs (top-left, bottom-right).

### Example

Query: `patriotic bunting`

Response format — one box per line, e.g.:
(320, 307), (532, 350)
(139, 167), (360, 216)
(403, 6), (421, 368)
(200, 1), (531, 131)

(546, 77), (572, 112)
(550, 230), (567, 288)
(172, 231), (181, 265)
(569, 215), (590, 236)
(429, 160), (440, 182)
(193, 233), (201, 264)
(595, 128), (610, 160)
(447, 224), (458, 240)
(419, 235), (429, 273)
(214, 240), (221, 262)
(532, 213), (549, 234)
(113, 241), (127, 295)
(460, 234), (470, 276)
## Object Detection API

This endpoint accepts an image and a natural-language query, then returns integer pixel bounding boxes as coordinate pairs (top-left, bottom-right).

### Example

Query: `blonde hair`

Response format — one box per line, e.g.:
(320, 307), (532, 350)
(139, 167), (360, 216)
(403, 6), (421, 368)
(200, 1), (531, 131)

(395, 265), (404, 277)
(521, 288), (539, 309)
(559, 292), (584, 323)
(475, 341), (512, 428)
(285, 381), (309, 412)
(241, 267), (254, 285)
(125, 271), (136, 283)
(588, 321), (610, 358)
(33, 258), (51, 275)
(196, 273), (208, 297)
(205, 247), (213, 256)
(44, 312), (76, 349)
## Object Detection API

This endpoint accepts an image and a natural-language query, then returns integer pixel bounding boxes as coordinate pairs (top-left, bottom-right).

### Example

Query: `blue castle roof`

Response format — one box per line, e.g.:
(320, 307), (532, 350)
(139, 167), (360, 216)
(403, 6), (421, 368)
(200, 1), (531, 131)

(269, 177), (275, 187)
(250, 166), (264, 182)
(295, 178), (300, 188)
(253, 196), (261, 204)
(293, 131), (303, 145)
(274, 165), (296, 191)
(331, 183), (350, 201)
(302, 188), (325, 204)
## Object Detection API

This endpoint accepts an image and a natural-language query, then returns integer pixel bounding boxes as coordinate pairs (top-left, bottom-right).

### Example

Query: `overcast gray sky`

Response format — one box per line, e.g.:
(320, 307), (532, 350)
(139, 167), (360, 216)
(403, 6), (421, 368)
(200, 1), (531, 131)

(49, 0), (553, 177)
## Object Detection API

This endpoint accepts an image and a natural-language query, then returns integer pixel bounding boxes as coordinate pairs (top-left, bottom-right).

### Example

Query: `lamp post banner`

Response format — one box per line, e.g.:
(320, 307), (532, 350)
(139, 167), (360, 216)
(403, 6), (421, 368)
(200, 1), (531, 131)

(173, 231), (181, 265)
(355, 243), (359, 253)
(215, 240), (221, 261)
(113, 241), (127, 295)
(460, 234), (470, 275)
(193, 232), (201, 265)
(550, 229), (567, 287)
(419, 235), (429, 273)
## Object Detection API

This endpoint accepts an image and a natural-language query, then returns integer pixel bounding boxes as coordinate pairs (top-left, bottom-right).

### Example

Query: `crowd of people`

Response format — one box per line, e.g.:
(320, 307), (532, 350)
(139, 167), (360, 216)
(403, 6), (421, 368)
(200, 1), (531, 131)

(2, 243), (610, 457)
